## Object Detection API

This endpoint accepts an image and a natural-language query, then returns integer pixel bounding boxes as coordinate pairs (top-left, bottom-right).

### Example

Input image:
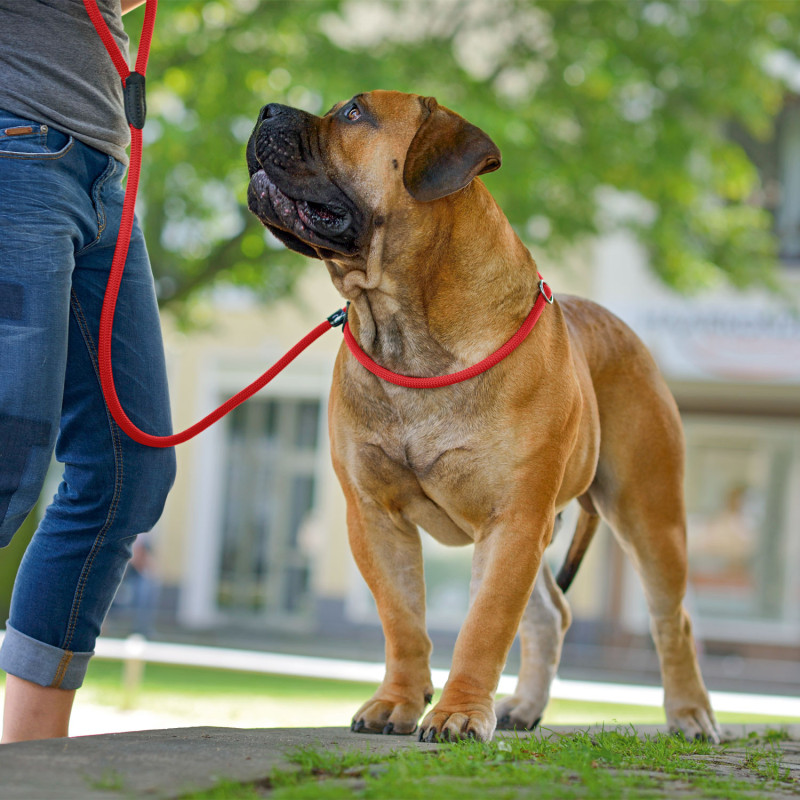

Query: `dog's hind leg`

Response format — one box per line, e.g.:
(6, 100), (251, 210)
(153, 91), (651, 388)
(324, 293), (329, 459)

(590, 380), (720, 743)
(495, 558), (571, 730)
(603, 501), (720, 742)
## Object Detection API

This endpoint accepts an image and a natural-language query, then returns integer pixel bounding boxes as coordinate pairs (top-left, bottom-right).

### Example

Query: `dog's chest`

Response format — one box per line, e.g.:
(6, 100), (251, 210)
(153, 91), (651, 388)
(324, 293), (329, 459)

(348, 387), (510, 532)
(336, 361), (534, 538)
(380, 410), (472, 478)
(354, 428), (491, 544)
(367, 385), (485, 474)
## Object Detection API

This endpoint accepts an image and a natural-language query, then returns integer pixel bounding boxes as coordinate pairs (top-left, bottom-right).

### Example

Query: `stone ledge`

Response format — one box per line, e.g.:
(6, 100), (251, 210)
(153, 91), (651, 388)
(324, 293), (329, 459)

(0, 724), (797, 800)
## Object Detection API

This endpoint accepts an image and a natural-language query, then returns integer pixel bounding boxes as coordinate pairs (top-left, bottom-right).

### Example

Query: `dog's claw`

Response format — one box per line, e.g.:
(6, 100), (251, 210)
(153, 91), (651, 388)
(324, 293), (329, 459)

(382, 722), (394, 735)
(351, 719), (365, 733)
(497, 712), (539, 731)
(424, 693), (433, 705)
(425, 728), (438, 743)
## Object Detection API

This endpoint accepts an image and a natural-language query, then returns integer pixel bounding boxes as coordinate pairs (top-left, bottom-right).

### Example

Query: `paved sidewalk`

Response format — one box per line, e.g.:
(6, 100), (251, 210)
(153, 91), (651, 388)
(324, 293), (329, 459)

(0, 726), (439, 800)
(0, 724), (798, 800)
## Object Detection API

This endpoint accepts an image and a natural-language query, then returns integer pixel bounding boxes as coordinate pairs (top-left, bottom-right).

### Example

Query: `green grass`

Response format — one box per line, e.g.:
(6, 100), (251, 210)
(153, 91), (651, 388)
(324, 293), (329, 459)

(82, 658), (376, 704)
(86, 769), (126, 792)
(177, 728), (799, 800)
(741, 731), (795, 784)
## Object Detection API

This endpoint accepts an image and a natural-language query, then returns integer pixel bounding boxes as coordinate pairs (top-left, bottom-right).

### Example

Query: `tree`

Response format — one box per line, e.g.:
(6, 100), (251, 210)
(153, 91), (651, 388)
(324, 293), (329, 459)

(123, 0), (800, 309)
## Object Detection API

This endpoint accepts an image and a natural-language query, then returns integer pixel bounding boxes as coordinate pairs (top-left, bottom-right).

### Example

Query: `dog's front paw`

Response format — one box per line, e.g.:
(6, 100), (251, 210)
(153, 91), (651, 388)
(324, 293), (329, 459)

(494, 694), (544, 731)
(667, 703), (721, 744)
(351, 687), (433, 736)
(417, 703), (496, 742)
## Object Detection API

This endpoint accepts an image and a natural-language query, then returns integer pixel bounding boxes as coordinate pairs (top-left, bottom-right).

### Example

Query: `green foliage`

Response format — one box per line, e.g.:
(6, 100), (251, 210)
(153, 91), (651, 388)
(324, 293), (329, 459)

(0, 508), (36, 622)
(123, 0), (799, 308)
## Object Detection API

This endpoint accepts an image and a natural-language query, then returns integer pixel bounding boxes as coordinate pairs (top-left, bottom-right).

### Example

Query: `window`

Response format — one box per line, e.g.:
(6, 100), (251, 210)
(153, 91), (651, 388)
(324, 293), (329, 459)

(216, 397), (321, 622)
(776, 100), (800, 262)
(730, 95), (800, 265)
(684, 418), (798, 629)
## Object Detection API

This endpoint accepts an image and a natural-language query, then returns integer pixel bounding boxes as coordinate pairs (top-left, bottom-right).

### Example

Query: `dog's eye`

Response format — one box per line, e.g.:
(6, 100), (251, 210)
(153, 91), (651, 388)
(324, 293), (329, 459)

(344, 104), (361, 122)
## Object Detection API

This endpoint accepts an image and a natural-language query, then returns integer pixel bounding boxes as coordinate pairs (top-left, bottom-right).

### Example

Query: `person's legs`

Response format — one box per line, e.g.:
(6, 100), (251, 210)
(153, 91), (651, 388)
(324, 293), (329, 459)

(1, 676), (75, 742)
(0, 118), (176, 741)
(0, 113), (84, 743)
(0, 113), (78, 548)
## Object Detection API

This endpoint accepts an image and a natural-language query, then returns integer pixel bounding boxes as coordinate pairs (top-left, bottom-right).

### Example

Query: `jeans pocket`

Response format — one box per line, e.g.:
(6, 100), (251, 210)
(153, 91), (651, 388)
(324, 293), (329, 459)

(0, 117), (73, 159)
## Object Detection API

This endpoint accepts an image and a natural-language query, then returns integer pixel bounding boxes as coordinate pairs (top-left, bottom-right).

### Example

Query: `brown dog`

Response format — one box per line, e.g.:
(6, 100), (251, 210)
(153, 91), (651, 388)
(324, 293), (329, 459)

(246, 90), (720, 743)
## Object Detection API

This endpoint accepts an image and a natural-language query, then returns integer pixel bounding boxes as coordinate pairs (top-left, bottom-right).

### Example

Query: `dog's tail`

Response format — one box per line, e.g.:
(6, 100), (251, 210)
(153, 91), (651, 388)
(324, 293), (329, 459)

(555, 496), (601, 593)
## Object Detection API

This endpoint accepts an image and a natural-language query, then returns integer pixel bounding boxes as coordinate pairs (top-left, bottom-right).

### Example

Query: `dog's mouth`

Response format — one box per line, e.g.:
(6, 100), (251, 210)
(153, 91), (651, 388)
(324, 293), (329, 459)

(248, 169), (356, 257)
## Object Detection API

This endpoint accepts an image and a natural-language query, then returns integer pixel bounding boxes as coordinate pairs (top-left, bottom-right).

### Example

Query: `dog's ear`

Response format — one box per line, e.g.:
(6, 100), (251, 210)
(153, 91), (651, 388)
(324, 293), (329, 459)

(403, 98), (501, 203)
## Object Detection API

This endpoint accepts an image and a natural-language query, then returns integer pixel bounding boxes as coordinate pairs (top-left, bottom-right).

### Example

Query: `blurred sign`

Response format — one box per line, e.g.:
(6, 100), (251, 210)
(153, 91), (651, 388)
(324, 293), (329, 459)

(622, 307), (800, 384)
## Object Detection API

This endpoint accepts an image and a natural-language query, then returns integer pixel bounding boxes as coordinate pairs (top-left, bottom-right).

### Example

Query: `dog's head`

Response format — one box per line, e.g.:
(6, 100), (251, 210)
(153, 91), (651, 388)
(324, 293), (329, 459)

(246, 90), (501, 262)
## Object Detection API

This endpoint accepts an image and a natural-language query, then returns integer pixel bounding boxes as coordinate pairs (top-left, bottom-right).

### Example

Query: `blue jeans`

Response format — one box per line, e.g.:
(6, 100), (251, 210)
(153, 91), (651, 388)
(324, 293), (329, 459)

(0, 109), (176, 690)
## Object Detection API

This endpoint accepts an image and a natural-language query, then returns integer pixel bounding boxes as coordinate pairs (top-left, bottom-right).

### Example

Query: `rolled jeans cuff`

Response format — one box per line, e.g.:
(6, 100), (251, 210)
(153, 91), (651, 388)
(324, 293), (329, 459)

(0, 624), (93, 690)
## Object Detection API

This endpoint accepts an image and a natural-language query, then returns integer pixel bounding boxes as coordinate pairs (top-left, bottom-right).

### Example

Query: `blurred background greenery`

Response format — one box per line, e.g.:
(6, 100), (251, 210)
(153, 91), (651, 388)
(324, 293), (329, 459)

(124, 0), (800, 317)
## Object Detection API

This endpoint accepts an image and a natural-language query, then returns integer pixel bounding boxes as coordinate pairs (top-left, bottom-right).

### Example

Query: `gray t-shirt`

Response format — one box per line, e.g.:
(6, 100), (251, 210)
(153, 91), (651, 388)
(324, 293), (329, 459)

(0, 0), (131, 164)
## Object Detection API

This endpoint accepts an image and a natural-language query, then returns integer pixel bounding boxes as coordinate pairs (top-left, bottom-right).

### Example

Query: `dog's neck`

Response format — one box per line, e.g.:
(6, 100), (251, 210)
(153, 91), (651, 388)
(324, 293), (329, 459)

(325, 181), (542, 377)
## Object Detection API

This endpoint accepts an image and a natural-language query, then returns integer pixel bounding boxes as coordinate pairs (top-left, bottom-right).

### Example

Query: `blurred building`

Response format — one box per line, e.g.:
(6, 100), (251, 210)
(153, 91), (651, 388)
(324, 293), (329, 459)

(106, 109), (800, 692)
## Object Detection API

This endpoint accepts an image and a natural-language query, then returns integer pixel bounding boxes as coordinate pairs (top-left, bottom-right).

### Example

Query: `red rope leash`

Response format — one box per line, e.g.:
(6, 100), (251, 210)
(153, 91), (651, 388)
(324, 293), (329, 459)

(84, 0), (554, 446)
(114, 316), (341, 448)
(84, 0), (345, 448)
(343, 277), (553, 389)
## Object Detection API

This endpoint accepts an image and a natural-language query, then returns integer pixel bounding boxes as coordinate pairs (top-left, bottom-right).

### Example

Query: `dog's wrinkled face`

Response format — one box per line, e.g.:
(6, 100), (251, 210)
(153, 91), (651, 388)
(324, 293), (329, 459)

(246, 101), (364, 259)
(246, 90), (501, 261)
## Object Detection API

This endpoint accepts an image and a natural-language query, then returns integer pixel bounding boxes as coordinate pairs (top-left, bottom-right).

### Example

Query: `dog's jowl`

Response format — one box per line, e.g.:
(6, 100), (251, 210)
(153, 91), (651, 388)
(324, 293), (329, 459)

(246, 90), (720, 743)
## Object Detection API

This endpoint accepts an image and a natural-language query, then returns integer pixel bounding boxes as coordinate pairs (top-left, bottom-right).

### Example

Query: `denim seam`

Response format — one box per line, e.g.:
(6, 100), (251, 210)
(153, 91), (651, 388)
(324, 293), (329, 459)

(75, 156), (116, 257)
(0, 137), (75, 161)
(50, 651), (74, 689)
(59, 290), (125, 663)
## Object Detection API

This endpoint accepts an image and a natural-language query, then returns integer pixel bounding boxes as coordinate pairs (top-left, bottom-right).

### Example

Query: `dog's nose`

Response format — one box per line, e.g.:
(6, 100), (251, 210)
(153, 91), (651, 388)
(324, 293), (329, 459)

(258, 103), (285, 124)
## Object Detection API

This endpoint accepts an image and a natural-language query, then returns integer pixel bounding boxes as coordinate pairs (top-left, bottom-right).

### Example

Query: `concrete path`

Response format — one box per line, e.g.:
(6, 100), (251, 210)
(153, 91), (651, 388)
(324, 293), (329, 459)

(1, 724), (798, 800)
(0, 726), (440, 800)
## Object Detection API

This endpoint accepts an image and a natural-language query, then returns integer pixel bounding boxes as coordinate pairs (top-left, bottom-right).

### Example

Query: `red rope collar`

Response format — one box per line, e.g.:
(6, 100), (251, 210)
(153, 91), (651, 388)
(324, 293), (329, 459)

(342, 276), (553, 389)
